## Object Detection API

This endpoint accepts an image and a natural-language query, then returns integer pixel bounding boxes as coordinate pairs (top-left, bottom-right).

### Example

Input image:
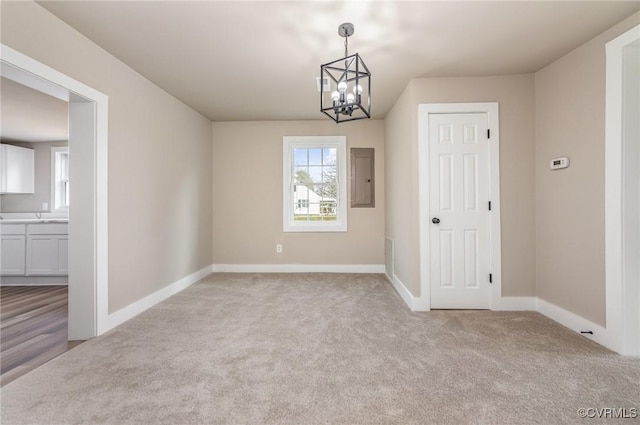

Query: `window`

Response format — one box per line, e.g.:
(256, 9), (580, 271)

(283, 136), (347, 232)
(51, 147), (69, 212)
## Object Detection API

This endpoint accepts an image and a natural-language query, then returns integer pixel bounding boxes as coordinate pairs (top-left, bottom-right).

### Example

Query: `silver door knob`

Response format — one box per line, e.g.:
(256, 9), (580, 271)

(432, 217), (440, 224)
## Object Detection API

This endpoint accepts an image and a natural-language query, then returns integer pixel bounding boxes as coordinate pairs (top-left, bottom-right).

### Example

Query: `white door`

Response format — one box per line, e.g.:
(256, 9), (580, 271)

(429, 113), (491, 309)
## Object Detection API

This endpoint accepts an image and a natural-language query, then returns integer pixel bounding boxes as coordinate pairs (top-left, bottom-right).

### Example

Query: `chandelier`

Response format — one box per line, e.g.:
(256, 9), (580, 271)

(320, 23), (371, 123)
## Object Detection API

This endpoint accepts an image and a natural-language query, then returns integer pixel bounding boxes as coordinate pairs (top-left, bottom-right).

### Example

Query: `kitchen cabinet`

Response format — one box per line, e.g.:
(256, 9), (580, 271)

(0, 224), (26, 275)
(0, 144), (35, 194)
(0, 222), (68, 277)
(26, 223), (68, 275)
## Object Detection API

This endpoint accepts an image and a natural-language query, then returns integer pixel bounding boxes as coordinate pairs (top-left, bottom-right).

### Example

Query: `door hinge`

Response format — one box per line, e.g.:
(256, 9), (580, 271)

(488, 201), (492, 211)
(489, 273), (493, 284)
(487, 129), (491, 139)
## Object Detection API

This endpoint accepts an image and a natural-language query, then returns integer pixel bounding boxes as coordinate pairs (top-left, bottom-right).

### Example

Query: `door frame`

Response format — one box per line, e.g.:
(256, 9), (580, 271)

(605, 24), (640, 356)
(1, 44), (109, 339)
(418, 103), (502, 310)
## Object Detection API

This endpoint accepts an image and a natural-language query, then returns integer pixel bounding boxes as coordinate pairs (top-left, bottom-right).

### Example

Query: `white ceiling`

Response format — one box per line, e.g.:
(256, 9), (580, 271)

(37, 1), (639, 122)
(1, 77), (68, 143)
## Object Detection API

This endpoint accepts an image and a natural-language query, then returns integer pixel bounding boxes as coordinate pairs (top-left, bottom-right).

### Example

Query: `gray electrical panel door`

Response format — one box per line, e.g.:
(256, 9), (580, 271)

(350, 148), (374, 208)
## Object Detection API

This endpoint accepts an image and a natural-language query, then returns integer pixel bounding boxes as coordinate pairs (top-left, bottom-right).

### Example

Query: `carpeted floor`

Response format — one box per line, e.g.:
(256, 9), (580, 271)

(1, 273), (638, 424)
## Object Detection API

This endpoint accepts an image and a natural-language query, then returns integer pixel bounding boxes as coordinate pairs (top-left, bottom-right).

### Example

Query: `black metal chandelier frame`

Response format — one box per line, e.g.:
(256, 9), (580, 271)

(320, 23), (372, 123)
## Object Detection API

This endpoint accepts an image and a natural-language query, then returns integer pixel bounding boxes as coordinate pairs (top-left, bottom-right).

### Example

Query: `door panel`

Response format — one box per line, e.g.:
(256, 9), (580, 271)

(429, 113), (490, 309)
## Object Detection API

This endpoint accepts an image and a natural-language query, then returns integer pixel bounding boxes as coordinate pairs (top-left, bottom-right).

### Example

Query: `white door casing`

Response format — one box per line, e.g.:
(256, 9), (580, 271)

(1, 44), (109, 339)
(605, 24), (640, 356)
(418, 103), (501, 311)
(429, 113), (491, 309)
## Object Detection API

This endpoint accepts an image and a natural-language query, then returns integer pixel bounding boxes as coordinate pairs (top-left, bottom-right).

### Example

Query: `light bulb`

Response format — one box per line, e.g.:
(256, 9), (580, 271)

(331, 91), (340, 102)
(347, 93), (355, 103)
(337, 81), (348, 94)
(353, 84), (363, 95)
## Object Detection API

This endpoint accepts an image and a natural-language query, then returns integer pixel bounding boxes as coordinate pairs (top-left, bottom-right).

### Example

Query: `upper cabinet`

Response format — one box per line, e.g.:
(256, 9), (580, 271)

(0, 144), (35, 194)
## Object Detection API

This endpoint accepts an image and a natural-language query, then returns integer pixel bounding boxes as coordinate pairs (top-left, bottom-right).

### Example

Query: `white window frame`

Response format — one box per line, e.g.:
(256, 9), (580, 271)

(51, 146), (69, 212)
(283, 136), (347, 232)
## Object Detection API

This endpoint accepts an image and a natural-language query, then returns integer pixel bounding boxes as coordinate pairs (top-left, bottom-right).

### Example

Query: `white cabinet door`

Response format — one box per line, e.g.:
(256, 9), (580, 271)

(57, 237), (69, 274)
(0, 144), (35, 194)
(26, 235), (68, 275)
(1, 235), (26, 275)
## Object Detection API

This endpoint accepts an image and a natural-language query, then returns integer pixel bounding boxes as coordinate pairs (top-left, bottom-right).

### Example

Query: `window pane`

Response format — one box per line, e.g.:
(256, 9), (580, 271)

(62, 153), (69, 180)
(322, 166), (336, 184)
(294, 148), (308, 166)
(308, 148), (322, 166)
(293, 184), (310, 200)
(64, 181), (70, 207)
(293, 183), (310, 220)
(294, 167), (311, 184)
(323, 148), (336, 166)
(319, 200), (337, 220)
(317, 183), (337, 201)
(308, 166), (323, 183)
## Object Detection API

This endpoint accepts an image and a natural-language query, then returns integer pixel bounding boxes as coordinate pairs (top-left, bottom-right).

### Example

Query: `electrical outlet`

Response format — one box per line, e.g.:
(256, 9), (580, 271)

(276, 244), (283, 254)
(42, 202), (49, 211)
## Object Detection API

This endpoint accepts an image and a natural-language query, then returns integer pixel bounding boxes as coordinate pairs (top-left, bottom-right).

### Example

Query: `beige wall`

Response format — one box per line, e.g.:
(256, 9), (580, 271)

(1, 1), (213, 312)
(384, 75), (537, 298)
(212, 120), (385, 265)
(1, 141), (68, 213)
(384, 84), (419, 290)
(534, 12), (640, 326)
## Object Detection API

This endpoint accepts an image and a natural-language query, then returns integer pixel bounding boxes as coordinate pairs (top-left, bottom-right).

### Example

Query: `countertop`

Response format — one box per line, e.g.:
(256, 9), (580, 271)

(1, 219), (69, 224)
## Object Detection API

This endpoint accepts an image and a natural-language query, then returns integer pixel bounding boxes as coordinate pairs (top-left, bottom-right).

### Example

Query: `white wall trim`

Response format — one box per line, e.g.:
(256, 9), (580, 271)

(536, 297), (616, 351)
(417, 103), (501, 311)
(385, 287), (617, 352)
(605, 24), (640, 356)
(212, 264), (385, 273)
(105, 264), (214, 332)
(385, 272), (429, 311)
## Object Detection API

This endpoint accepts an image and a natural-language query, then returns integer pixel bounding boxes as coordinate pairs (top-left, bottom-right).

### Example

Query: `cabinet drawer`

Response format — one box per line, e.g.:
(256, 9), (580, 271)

(0, 224), (26, 235)
(27, 223), (68, 235)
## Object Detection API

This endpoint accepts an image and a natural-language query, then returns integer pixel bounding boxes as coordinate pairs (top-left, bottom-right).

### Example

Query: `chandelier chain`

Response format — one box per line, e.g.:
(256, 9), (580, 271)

(344, 35), (349, 58)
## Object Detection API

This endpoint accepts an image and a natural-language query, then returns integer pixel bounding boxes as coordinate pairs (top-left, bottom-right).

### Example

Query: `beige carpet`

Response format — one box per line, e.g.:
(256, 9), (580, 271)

(1, 273), (638, 424)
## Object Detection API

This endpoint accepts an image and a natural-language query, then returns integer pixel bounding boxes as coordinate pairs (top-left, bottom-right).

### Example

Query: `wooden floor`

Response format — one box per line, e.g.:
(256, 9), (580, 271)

(1, 286), (83, 387)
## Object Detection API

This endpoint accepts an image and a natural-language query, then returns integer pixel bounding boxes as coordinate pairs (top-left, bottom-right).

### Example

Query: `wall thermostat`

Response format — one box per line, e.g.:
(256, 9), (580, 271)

(550, 157), (570, 170)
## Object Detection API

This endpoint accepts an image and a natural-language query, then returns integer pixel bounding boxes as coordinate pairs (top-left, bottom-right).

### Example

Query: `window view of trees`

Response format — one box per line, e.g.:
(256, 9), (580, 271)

(293, 148), (337, 221)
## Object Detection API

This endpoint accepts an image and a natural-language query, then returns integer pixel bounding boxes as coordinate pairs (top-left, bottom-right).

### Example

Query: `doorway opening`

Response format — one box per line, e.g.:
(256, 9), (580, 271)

(1, 44), (109, 341)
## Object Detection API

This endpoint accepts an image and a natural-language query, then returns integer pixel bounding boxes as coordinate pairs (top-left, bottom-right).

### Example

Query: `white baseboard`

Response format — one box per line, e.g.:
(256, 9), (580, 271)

(536, 297), (616, 351)
(105, 264), (214, 332)
(99, 264), (619, 353)
(212, 264), (385, 273)
(385, 272), (429, 311)
(1, 276), (68, 285)
(497, 296), (537, 311)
